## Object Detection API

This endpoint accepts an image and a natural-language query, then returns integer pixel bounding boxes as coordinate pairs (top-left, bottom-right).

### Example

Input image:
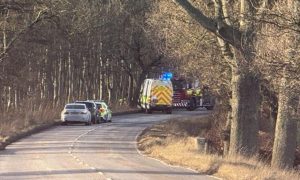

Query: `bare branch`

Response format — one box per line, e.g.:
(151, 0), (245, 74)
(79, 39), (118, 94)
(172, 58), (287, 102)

(174, 0), (243, 51)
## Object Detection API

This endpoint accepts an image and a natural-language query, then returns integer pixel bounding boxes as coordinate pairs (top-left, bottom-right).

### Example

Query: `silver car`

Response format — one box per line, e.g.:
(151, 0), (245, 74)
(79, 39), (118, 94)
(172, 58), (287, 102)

(61, 103), (92, 125)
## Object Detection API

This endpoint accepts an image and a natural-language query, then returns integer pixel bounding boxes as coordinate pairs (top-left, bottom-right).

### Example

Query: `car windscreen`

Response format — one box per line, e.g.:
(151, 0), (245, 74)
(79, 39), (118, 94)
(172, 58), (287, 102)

(65, 105), (85, 109)
(172, 79), (186, 90)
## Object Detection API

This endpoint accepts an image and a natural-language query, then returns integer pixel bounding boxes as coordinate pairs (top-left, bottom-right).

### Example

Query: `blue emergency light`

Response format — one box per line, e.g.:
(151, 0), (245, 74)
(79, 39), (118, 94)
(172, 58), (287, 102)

(161, 72), (173, 80)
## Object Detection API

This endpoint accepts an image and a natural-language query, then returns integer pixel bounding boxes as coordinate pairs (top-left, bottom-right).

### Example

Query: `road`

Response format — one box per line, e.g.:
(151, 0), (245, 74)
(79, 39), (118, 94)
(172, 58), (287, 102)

(0, 109), (214, 180)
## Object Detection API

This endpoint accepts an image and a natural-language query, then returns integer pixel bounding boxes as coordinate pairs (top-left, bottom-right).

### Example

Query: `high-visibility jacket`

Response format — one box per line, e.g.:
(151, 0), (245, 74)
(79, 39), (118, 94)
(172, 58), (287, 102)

(186, 89), (193, 95)
(195, 89), (202, 96)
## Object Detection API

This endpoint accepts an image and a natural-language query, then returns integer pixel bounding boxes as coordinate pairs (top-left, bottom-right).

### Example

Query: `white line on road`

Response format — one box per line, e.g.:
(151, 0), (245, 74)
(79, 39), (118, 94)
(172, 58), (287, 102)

(65, 125), (111, 179)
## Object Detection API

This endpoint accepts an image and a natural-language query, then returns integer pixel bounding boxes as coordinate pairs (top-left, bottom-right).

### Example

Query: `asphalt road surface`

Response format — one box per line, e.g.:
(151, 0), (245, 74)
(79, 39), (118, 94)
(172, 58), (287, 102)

(0, 109), (215, 180)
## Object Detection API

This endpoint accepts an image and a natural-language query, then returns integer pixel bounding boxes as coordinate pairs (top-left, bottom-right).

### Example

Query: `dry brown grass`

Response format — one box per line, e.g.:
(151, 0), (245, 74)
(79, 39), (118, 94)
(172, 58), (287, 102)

(110, 103), (137, 113)
(138, 116), (211, 140)
(0, 104), (61, 143)
(138, 117), (300, 180)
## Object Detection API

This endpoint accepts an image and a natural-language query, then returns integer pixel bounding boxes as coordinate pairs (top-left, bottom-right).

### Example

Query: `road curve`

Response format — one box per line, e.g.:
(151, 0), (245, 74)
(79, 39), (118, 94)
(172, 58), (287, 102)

(0, 109), (215, 180)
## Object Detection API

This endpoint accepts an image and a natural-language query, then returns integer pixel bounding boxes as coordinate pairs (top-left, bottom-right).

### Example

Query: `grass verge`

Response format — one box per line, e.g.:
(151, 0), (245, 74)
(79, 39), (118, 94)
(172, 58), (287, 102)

(137, 116), (300, 180)
(0, 105), (61, 149)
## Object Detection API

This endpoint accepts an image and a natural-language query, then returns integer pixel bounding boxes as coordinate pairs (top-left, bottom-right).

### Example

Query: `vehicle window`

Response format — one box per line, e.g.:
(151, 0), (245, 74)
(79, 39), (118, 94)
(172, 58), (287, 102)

(65, 105), (85, 109)
(100, 102), (107, 109)
(85, 103), (93, 108)
(76, 102), (94, 108)
(172, 79), (186, 90)
(96, 104), (102, 109)
(101, 103), (106, 109)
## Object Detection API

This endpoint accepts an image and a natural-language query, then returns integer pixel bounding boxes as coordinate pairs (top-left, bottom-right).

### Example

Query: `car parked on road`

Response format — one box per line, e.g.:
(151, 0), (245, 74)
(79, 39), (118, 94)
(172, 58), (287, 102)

(93, 100), (112, 123)
(61, 103), (92, 126)
(75, 101), (100, 124)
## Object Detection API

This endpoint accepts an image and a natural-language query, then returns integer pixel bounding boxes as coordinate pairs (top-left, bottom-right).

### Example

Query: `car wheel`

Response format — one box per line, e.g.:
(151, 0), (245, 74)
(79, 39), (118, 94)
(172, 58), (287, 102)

(91, 116), (96, 124)
(100, 117), (104, 123)
(96, 118), (100, 124)
(87, 117), (92, 126)
(187, 99), (196, 111)
(104, 115), (109, 123)
(145, 108), (152, 114)
(166, 108), (172, 114)
(62, 122), (67, 126)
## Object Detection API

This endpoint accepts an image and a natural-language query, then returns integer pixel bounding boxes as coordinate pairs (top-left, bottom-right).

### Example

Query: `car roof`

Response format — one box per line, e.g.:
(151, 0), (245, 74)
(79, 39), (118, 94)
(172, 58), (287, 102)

(75, 101), (95, 104)
(94, 101), (107, 104)
(65, 103), (86, 106)
(89, 100), (105, 102)
(95, 102), (108, 106)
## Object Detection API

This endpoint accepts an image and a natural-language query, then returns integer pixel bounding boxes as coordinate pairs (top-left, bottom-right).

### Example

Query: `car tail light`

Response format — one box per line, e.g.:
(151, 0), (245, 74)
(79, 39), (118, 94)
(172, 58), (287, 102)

(99, 108), (105, 113)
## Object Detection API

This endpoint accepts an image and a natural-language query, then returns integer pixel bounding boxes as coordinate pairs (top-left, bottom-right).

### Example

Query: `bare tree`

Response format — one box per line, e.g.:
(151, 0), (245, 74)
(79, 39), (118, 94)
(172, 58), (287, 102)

(269, 0), (300, 169)
(172, 0), (270, 156)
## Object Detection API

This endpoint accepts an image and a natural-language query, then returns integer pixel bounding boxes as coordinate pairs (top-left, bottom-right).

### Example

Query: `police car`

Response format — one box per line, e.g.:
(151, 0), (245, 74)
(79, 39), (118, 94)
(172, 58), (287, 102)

(92, 100), (112, 123)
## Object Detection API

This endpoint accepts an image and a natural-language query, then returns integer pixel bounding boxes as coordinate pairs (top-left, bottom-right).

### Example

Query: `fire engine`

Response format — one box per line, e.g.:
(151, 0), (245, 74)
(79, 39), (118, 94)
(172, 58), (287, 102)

(171, 77), (214, 110)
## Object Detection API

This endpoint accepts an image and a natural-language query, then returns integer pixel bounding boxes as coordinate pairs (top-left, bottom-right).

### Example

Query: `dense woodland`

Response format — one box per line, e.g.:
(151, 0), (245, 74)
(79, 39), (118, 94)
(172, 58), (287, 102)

(0, 0), (299, 170)
(0, 0), (167, 110)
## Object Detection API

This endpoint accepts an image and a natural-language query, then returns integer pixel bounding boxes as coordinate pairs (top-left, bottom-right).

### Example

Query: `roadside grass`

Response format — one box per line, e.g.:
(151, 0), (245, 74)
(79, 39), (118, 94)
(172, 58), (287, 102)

(110, 103), (137, 113)
(0, 105), (61, 143)
(137, 117), (300, 180)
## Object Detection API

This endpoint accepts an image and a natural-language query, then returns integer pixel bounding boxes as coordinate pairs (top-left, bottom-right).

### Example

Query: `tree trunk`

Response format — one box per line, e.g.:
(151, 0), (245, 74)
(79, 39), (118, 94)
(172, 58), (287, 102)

(229, 68), (260, 156)
(131, 71), (147, 107)
(128, 73), (134, 104)
(213, 0), (234, 156)
(57, 45), (63, 105)
(271, 0), (300, 169)
(223, 110), (231, 155)
(271, 75), (298, 169)
(0, 85), (3, 112)
(67, 43), (73, 102)
(7, 86), (12, 110)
